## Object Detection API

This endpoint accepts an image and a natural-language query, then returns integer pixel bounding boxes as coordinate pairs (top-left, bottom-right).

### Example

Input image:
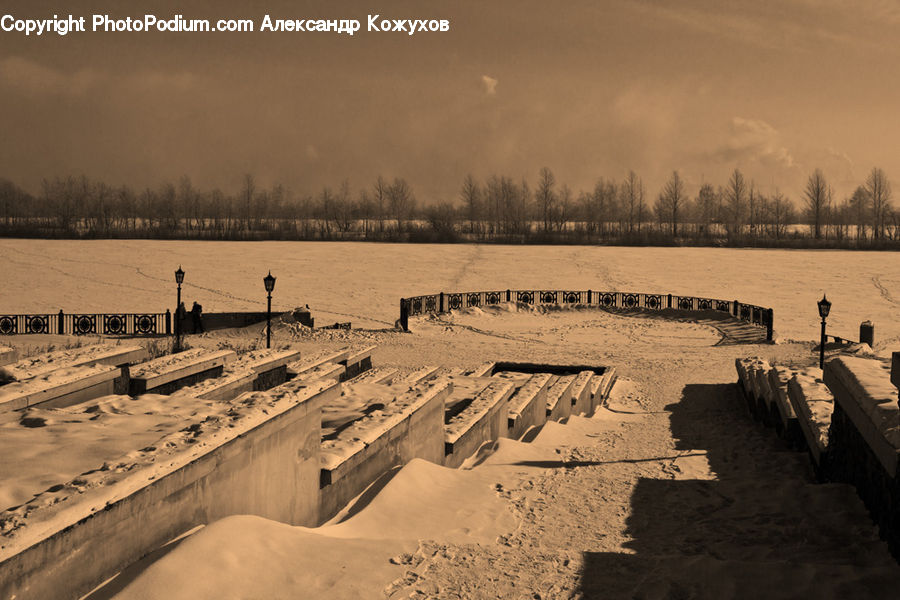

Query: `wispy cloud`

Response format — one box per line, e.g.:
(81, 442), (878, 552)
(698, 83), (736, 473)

(481, 75), (498, 96)
(0, 56), (99, 96)
(627, 0), (894, 52)
(710, 117), (795, 168)
(0, 56), (198, 97)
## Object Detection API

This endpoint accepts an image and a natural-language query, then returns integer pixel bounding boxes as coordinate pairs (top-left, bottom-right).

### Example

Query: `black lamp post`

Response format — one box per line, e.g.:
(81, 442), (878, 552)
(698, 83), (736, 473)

(818, 294), (831, 369)
(174, 265), (185, 352)
(264, 271), (276, 348)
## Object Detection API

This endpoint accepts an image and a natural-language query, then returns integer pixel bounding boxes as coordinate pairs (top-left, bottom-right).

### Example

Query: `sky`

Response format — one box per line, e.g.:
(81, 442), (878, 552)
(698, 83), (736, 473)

(1, 0), (899, 204)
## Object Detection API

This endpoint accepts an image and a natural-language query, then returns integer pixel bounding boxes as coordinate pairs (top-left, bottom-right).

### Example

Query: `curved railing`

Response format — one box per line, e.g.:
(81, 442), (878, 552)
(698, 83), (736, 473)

(398, 289), (773, 340)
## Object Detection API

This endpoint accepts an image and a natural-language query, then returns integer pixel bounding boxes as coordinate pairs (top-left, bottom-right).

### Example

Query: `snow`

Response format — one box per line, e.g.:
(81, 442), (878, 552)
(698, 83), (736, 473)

(2, 241), (900, 597)
(2, 241), (899, 347)
(788, 368), (834, 453)
(826, 357), (900, 449)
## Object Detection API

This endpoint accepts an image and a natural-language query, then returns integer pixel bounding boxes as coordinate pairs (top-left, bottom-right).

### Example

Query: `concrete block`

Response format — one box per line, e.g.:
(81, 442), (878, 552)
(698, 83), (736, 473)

(592, 367), (617, 410)
(444, 380), (514, 468)
(570, 371), (594, 416)
(0, 364), (121, 412)
(398, 366), (440, 386)
(5, 344), (148, 382)
(466, 362), (496, 378)
(891, 352), (900, 394)
(318, 380), (451, 523)
(345, 367), (397, 385)
(786, 369), (832, 466)
(0, 346), (17, 367)
(286, 348), (350, 377)
(342, 345), (376, 380)
(546, 375), (575, 421)
(129, 349), (236, 395)
(825, 357), (900, 476)
(506, 373), (552, 440)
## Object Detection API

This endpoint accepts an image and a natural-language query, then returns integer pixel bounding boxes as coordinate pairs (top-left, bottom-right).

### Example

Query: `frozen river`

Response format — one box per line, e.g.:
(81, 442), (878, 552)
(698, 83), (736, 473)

(1, 240), (898, 347)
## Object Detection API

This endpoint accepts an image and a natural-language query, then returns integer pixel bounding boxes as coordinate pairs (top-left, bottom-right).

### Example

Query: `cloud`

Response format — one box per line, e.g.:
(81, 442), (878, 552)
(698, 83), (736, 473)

(711, 117), (795, 168)
(481, 75), (498, 96)
(0, 56), (99, 96)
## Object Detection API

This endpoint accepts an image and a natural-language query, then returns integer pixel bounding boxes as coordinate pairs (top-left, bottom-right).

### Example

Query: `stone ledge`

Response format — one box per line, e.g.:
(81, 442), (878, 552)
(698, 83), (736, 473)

(0, 365), (121, 412)
(786, 368), (832, 466)
(824, 357), (900, 476)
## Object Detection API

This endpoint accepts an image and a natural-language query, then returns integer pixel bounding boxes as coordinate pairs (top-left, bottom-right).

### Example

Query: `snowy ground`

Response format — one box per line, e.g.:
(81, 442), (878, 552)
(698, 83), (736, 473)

(2, 240), (899, 598)
(1, 240), (899, 347)
(31, 306), (886, 599)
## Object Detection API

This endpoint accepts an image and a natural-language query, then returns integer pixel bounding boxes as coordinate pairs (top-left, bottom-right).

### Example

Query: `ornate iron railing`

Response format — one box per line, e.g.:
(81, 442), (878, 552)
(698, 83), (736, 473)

(399, 290), (773, 340)
(0, 311), (171, 336)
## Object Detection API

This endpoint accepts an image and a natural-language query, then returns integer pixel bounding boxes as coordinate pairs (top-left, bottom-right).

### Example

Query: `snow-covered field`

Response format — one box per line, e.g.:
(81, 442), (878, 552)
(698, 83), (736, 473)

(1, 240), (898, 347)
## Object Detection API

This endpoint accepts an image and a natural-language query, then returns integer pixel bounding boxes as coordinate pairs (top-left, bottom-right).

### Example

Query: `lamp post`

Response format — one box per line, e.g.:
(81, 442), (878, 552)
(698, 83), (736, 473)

(818, 294), (831, 369)
(174, 265), (185, 352)
(264, 271), (276, 349)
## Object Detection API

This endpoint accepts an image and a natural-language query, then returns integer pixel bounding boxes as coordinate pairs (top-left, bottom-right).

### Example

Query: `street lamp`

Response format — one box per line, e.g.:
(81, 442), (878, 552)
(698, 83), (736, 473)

(264, 271), (276, 348)
(818, 294), (831, 369)
(174, 266), (185, 352)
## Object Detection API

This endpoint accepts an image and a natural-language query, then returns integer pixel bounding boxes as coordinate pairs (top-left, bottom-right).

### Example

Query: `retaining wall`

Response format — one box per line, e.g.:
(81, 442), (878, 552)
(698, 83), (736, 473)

(0, 380), (338, 600)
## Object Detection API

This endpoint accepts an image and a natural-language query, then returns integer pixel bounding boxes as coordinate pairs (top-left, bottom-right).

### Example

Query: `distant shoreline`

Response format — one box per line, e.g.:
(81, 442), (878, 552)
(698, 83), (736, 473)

(1, 229), (899, 251)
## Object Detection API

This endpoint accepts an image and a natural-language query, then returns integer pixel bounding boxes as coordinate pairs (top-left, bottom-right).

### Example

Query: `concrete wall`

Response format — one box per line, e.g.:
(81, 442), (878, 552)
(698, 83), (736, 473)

(0, 382), (338, 600)
(444, 384), (513, 469)
(506, 374), (551, 441)
(177, 311), (287, 333)
(318, 384), (448, 524)
(823, 357), (900, 557)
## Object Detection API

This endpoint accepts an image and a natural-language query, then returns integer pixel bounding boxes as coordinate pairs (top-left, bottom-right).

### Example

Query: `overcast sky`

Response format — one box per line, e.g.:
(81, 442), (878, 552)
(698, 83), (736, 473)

(1, 0), (898, 203)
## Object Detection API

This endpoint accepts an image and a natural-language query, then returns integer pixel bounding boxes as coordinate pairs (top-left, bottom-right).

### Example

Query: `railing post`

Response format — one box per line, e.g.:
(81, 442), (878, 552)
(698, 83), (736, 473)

(439, 292), (444, 313)
(506, 289), (511, 302)
(58, 310), (64, 335)
(165, 309), (171, 335)
(766, 309), (774, 342)
(667, 294), (672, 309)
(733, 300), (739, 317)
(400, 298), (409, 332)
(860, 320), (874, 347)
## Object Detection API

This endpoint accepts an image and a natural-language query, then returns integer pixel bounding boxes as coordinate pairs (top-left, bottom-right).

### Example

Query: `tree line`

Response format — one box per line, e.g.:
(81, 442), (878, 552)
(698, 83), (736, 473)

(0, 166), (897, 247)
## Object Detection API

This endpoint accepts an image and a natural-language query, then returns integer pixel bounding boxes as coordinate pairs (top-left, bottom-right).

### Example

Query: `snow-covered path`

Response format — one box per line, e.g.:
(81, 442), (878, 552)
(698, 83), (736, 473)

(98, 308), (900, 599)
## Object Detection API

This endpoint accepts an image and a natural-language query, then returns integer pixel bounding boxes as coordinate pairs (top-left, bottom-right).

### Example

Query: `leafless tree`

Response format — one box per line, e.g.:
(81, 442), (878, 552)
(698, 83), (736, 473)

(460, 174), (481, 235)
(696, 183), (717, 238)
(536, 167), (556, 233)
(725, 168), (747, 238)
(866, 167), (892, 240)
(387, 177), (415, 231)
(661, 170), (686, 237)
(621, 170), (644, 234)
(849, 185), (869, 241)
(804, 168), (830, 240)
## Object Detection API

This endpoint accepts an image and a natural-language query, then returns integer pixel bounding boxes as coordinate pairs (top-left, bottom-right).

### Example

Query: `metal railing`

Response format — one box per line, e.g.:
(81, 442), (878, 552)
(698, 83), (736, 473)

(0, 311), (171, 336)
(399, 289), (774, 341)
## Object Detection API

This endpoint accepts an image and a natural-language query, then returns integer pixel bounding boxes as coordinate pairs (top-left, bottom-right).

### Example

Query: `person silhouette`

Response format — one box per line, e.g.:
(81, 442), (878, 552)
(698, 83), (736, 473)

(191, 301), (204, 334)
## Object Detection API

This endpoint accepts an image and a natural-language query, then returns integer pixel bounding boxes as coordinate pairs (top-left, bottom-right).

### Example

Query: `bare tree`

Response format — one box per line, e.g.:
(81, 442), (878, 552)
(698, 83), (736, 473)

(768, 190), (793, 240)
(372, 175), (388, 234)
(804, 168), (830, 240)
(460, 174), (481, 235)
(536, 167), (556, 233)
(661, 170), (685, 237)
(387, 177), (415, 231)
(696, 183), (717, 238)
(621, 170), (644, 234)
(866, 167), (892, 240)
(725, 168), (747, 238)
(849, 185), (869, 241)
